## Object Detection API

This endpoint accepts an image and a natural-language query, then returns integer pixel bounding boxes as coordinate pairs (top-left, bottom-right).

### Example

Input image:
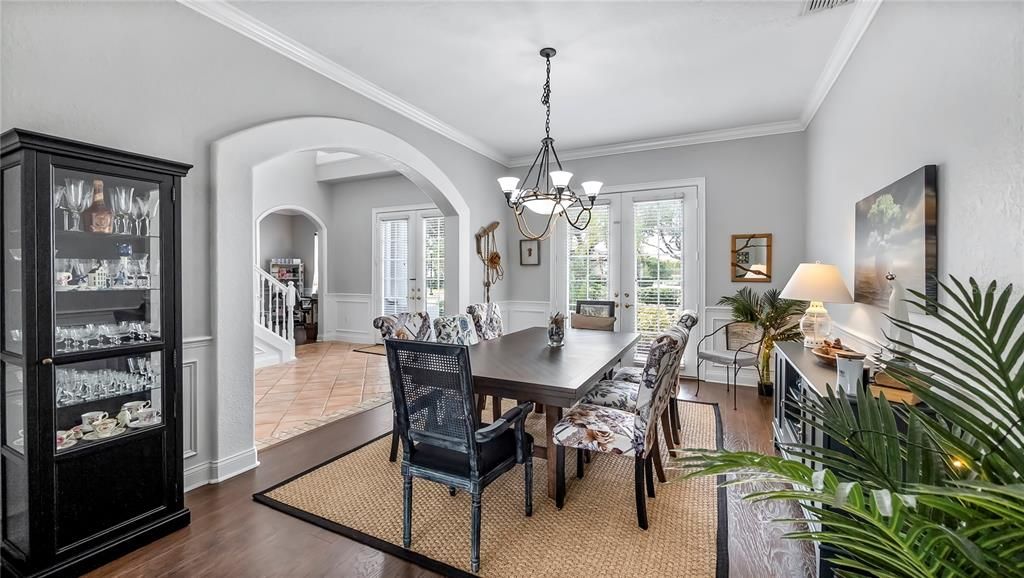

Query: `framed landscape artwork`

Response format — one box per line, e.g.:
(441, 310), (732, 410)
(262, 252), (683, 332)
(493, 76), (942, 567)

(854, 165), (938, 307)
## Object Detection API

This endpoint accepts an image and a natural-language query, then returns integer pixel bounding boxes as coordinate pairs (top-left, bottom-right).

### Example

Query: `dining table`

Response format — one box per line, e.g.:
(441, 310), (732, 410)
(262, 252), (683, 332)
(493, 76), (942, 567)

(468, 326), (641, 500)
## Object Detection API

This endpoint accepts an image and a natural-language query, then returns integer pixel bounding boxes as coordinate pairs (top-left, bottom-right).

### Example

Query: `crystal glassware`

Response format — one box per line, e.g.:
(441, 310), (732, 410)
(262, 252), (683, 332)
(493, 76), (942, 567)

(110, 186), (134, 234)
(143, 189), (159, 236)
(62, 178), (93, 232)
(131, 195), (147, 236)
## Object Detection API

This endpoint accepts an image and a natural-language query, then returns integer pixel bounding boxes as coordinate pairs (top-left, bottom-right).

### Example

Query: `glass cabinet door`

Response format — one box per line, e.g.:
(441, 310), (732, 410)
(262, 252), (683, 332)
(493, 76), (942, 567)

(2, 163), (25, 454)
(48, 163), (169, 452)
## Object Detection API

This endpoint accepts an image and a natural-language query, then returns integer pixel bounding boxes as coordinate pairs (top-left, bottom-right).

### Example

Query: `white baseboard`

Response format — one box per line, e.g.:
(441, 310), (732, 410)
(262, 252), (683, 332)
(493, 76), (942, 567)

(325, 329), (375, 344)
(184, 446), (260, 492)
(323, 293), (374, 344)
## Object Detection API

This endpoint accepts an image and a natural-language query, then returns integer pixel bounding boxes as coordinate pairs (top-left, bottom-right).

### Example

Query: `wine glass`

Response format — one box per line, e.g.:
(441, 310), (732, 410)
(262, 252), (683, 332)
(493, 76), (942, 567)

(111, 186), (134, 234)
(131, 196), (147, 236)
(53, 185), (68, 229)
(143, 189), (159, 236)
(62, 179), (93, 232)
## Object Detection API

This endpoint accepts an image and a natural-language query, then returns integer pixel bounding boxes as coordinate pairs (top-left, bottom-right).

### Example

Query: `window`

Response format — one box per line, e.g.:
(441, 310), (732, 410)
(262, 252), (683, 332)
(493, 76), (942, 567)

(380, 218), (409, 315)
(632, 198), (684, 360)
(423, 215), (445, 317)
(311, 232), (319, 295)
(566, 204), (611, 312)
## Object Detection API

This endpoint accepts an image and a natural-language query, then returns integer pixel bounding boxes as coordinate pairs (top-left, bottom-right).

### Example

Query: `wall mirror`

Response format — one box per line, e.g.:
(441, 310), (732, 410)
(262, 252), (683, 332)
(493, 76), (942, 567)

(731, 233), (772, 282)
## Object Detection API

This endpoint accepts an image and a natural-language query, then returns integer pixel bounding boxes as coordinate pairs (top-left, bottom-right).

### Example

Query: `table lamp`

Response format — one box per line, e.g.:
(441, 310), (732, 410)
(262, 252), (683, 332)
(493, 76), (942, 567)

(780, 262), (853, 348)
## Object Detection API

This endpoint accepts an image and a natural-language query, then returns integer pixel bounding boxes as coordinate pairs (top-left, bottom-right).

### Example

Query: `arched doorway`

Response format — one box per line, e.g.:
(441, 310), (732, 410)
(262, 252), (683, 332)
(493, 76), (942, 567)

(211, 116), (471, 474)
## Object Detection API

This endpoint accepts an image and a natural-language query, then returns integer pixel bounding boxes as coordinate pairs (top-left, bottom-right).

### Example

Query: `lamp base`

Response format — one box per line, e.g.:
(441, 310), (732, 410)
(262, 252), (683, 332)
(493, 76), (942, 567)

(799, 301), (833, 349)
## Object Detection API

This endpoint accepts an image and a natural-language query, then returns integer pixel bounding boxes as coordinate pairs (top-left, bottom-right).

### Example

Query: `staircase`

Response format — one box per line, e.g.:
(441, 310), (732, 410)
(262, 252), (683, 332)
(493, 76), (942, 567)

(254, 266), (297, 368)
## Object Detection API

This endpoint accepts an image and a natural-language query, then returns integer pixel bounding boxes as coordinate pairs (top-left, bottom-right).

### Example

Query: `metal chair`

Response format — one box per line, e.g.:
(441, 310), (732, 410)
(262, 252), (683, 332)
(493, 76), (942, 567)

(385, 339), (533, 573)
(694, 321), (763, 410)
(372, 312), (435, 462)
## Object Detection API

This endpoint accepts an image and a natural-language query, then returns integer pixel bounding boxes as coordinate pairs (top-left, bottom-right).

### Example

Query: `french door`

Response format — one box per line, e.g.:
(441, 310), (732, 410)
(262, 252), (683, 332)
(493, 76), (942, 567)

(375, 208), (446, 325)
(555, 183), (703, 372)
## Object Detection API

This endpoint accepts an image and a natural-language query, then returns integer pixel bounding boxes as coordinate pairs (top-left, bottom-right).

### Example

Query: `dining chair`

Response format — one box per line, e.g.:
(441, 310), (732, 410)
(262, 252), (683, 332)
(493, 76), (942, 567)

(465, 302), (506, 421)
(385, 338), (533, 573)
(372, 311), (436, 342)
(608, 311), (699, 446)
(551, 329), (685, 529)
(693, 320), (763, 410)
(570, 300), (617, 332)
(372, 311), (436, 462)
(432, 314), (479, 346)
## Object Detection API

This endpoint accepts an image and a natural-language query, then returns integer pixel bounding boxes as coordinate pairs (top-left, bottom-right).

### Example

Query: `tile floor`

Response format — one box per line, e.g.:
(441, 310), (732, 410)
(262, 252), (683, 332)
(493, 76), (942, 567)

(254, 341), (391, 449)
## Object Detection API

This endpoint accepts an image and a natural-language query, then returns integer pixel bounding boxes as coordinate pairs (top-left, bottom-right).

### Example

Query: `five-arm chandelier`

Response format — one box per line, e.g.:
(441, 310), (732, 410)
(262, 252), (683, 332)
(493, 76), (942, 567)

(498, 48), (602, 241)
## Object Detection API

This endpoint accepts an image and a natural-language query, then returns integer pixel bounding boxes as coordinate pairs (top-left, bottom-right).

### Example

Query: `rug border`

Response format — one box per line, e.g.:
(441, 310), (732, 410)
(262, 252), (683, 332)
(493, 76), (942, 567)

(253, 400), (729, 578)
(353, 344), (387, 356)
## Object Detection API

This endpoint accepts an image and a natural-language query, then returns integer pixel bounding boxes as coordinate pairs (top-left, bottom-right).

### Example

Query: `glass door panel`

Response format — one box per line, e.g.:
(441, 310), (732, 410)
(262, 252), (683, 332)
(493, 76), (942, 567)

(4, 165), (23, 355)
(629, 198), (684, 361)
(567, 203), (612, 314)
(422, 215), (446, 317)
(380, 217), (410, 316)
(53, 350), (163, 453)
(376, 208), (446, 324)
(3, 362), (25, 454)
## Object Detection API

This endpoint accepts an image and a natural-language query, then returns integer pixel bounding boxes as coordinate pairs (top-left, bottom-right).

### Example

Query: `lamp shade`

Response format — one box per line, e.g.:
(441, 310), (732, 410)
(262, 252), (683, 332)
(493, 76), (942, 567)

(780, 263), (853, 304)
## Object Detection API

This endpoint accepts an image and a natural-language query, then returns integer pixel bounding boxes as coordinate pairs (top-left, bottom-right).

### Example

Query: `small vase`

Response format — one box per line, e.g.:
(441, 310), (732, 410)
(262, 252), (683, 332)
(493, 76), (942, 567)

(547, 312), (565, 348)
(757, 382), (774, 397)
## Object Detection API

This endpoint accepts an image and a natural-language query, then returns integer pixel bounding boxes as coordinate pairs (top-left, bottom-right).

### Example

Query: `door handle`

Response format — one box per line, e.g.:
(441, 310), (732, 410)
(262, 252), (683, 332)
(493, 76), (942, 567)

(624, 304), (632, 309)
(614, 292), (619, 298)
(41, 358), (53, 366)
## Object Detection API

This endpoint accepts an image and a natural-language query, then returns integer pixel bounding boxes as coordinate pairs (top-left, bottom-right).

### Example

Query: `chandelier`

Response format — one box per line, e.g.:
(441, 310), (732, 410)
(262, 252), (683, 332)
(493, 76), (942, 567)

(497, 47), (602, 241)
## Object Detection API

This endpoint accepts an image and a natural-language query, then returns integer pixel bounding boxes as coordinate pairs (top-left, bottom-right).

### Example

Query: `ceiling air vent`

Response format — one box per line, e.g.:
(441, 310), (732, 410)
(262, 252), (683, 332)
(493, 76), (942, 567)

(802, 0), (854, 15)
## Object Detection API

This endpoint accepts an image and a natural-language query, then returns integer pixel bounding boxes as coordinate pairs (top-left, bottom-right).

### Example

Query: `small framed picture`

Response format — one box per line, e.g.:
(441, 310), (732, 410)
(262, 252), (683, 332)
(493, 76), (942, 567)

(520, 239), (541, 266)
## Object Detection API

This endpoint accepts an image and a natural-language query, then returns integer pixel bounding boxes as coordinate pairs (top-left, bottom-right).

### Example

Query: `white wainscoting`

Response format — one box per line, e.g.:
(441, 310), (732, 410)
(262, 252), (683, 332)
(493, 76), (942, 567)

(322, 293), (375, 344)
(497, 300), (551, 333)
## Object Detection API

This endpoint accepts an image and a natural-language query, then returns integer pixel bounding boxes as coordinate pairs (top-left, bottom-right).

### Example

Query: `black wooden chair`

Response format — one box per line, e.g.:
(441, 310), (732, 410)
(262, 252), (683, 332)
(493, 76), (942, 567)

(385, 338), (534, 573)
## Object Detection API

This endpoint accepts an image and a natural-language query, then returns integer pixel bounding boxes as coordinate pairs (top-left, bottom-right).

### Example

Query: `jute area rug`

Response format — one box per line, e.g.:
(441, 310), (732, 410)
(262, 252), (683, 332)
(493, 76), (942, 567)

(254, 400), (728, 577)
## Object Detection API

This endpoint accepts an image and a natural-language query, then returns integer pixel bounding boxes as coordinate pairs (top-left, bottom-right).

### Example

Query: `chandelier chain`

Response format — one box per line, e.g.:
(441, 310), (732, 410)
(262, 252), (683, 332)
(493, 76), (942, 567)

(542, 55), (552, 138)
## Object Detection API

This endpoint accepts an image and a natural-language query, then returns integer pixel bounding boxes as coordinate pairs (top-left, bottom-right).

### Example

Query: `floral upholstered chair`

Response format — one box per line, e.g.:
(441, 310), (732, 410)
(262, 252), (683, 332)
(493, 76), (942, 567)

(466, 302), (504, 341)
(432, 314), (479, 346)
(552, 329), (685, 529)
(604, 310), (698, 447)
(372, 311), (436, 342)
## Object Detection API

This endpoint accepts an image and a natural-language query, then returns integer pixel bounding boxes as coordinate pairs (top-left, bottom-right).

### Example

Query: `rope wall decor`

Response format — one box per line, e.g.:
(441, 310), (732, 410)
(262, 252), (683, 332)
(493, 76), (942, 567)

(475, 221), (503, 303)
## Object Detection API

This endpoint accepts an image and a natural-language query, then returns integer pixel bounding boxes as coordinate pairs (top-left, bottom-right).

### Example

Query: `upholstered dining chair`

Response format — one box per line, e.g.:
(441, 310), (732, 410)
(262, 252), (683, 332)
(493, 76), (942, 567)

(385, 338), (533, 573)
(552, 329), (685, 529)
(432, 314), (479, 346)
(372, 311), (436, 462)
(608, 311), (699, 446)
(693, 320), (763, 410)
(372, 311), (436, 342)
(466, 302), (506, 421)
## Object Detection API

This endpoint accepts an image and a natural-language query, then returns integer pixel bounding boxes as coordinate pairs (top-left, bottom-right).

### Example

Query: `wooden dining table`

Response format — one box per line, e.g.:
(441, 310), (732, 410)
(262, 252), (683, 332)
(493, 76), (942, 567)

(468, 326), (641, 499)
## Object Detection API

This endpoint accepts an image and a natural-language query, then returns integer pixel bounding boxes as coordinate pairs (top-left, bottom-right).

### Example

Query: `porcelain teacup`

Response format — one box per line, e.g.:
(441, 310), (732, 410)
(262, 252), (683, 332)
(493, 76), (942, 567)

(92, 418), (118, 437)
(121, 400), (151, 419)
(81, 411), (108, 431)
(136, 408), (161, 426)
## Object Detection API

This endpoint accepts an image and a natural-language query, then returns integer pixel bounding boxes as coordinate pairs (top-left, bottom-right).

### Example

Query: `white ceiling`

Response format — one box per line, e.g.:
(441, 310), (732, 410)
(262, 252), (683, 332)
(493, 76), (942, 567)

(219, 1), (863, 163)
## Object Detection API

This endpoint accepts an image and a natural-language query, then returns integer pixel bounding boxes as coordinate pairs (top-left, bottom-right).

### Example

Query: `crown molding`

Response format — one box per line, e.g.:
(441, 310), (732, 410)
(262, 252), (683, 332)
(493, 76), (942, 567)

(507, 120), (806, 166)
(176, 0), (507, 165)
(181, 0), (880, 168)
(800, 0), (884, 127)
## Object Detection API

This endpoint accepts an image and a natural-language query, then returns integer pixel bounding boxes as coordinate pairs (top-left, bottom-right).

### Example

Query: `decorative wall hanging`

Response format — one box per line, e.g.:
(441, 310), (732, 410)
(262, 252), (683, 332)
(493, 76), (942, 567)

(854, 165), (938, 307)
(519, 239), (540, 266)
(730, 233), (772, 282)
(496, 48), (603, 241)
(475, 221), (503, 303)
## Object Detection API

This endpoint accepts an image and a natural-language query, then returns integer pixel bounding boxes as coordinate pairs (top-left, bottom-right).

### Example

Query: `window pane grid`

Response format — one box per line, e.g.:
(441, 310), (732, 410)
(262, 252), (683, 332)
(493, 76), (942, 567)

(566, 204), (610, 311)
(633, 198), (684, 362)
(423, 216), (445, 317)
(380, 219), (409, 315)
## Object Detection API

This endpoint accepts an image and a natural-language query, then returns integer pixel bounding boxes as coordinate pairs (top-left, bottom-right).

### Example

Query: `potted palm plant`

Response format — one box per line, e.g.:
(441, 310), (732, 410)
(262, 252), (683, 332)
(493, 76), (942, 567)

(684, 277), (1024, 576)
(718, 287), (805, 396)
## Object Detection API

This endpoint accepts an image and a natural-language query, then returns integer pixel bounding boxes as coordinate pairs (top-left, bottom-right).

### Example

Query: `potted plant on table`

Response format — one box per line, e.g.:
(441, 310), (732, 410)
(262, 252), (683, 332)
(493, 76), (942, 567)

(683, 277), (1024, 576)
(718, 287), (805, 396)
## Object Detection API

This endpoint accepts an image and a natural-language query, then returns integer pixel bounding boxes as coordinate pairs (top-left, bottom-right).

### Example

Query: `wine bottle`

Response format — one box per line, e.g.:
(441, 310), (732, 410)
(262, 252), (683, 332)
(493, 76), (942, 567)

(85, 178), (113, 233)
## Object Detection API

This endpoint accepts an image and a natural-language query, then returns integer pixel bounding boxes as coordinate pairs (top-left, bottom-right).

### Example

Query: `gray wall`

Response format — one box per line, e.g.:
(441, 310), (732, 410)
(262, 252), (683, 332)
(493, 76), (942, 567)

(291, 217), (318, 293)
(0, 0), (509, 342)
(805, 0), (1024, 340)
(329, 175), (430, 294)
(504, 132), (808, 305)
(258, 213), (295, 270)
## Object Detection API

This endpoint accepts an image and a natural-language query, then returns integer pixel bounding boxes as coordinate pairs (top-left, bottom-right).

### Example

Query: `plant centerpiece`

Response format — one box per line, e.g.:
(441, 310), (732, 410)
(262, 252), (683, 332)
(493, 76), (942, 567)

(718, 287), (805, 396)
(683, 277), (1024, 576)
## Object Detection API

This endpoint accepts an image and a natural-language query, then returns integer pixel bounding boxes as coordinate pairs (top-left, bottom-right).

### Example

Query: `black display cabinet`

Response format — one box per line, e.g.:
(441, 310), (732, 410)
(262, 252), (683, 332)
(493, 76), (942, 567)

(1, 129), (191, 577)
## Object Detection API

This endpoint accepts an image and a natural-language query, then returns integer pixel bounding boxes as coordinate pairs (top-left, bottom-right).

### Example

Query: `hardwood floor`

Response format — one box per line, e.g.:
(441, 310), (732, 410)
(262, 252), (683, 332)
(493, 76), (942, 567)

(90, 381), (813, 577)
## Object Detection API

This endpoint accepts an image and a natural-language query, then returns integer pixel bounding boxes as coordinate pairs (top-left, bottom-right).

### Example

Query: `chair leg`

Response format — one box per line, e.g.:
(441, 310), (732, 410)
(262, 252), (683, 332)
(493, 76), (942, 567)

(470, 492), (482, 573)
(525, 456), (533, 517)
(389, 415), (399, 463)
(645, 455), (656, 498)
(402, 474), (413, 548)
(576, 448), (585, 479)
(652, 443), (668, 484)
(733, 365), (740, 410)
(491, 396), (503, 423)
(555, 445), (566, 509)
(695, 360), (702, 397)
(584, 450), (592, 464)
(634, 456), (649, 530)
(670, 401), (681, 434)
(660, 410), (676, 451)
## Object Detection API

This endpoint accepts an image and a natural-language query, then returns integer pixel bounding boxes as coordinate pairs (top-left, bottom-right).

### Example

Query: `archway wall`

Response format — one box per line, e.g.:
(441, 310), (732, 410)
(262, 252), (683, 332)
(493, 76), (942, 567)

(212, 116), (507, 473)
